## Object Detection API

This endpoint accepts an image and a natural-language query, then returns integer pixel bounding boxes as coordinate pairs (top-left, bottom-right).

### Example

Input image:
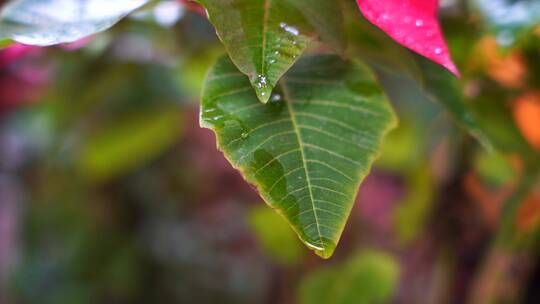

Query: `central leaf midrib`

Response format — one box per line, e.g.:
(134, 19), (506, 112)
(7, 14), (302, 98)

(279, 79), (325, 249)
(261, 0), (271, 76)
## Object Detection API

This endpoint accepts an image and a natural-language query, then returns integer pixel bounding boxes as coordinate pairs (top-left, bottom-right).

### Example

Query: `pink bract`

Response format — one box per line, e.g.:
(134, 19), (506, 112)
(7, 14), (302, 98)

(356, 0), (459, 76)
(0, 44), (48, 115)
(0, 44), (37, 68)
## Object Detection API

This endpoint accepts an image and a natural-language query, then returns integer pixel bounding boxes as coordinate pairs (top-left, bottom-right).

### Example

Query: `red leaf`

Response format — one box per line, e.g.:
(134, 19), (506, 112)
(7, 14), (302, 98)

(356, 0), (459, 76)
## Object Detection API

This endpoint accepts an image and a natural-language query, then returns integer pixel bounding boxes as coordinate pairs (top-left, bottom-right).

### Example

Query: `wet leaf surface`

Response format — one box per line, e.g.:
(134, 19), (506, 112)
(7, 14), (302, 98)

(201, 54), (396, 258)
(197, 0), (344, 103)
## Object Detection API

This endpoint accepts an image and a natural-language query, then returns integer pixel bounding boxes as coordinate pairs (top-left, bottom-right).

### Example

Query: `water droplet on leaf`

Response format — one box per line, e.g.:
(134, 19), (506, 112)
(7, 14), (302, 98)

(279, 22), (300, 36)
(254, 74), (268, 89)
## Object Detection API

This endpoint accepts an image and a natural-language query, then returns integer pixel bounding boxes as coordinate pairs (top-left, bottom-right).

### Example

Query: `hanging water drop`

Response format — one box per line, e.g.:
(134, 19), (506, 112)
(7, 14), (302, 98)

(270, 94), (282, 103)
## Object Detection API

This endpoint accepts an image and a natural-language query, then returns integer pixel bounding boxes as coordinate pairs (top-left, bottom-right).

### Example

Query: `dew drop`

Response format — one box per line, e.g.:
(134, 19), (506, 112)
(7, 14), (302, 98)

(241, 132), (249, 139)
(304, 241), (324, 251)
(393, 29), (406, 38)
(415, 19), (424, 27)
(379, 13), (390, 23)
(279, 22), (300, 36)
(254, 74), (268, 89)
(253, 74), (272, 102)
(270, 94), (282, 103)
(434, 47), (443, 55)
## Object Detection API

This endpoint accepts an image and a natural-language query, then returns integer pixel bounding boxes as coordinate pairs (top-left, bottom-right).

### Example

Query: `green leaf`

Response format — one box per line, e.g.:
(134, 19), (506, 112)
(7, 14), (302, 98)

(201, 55), (397, 258)
(78, 109), (183, 182)
(474, 150), (517, 187)
(248, 205), (304, 264)
(415, 57), (495, 150)
(197, 0), (344, 103)
(298, 250), (400, 304)
(289, 0), (345, 54)
(0, 0), (149, 46)
(377, 119), (422, 172)
(418, 58), (491, 147)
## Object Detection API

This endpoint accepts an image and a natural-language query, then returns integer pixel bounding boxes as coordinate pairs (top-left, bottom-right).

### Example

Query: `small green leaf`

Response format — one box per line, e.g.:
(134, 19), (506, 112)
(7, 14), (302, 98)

(377, 119), (422, 172)
(0, 38), (14, 48)
(474, 150), (517, 187)
(197, 0), (344, 103)
(201, 55), (397, 258)
(298, 250), (400, 304)
(78, 109), (183, 182)
(248, 205), (304, 264)
(0, 0), (149, 46)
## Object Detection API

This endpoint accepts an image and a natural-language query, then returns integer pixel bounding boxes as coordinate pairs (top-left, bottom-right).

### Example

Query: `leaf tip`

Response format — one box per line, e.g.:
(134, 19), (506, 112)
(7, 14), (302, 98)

(356, 0), (461, 78)
(250, 75), (274, 104)
(314, 247), (336, 259)
(300, 235), (337, 259)
(442, 59), (460, 78)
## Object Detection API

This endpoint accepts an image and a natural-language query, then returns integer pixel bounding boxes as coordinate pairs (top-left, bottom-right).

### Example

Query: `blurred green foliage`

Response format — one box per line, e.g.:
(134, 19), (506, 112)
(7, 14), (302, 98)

(298, 250), (399, 304)
(78, 109), (183, 181)
(248, 205), (304, 264)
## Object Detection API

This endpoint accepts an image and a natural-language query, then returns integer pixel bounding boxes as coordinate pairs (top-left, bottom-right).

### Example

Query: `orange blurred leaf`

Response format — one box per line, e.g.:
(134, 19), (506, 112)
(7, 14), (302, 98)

(516, 193), (540, 233)
(512, 92), (540, 150)
(475, 36), (527, 89)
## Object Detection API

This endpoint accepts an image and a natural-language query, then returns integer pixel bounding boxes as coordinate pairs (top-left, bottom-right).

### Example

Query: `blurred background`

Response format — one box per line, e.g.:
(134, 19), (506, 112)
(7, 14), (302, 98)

(1, 0), (540, 303)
